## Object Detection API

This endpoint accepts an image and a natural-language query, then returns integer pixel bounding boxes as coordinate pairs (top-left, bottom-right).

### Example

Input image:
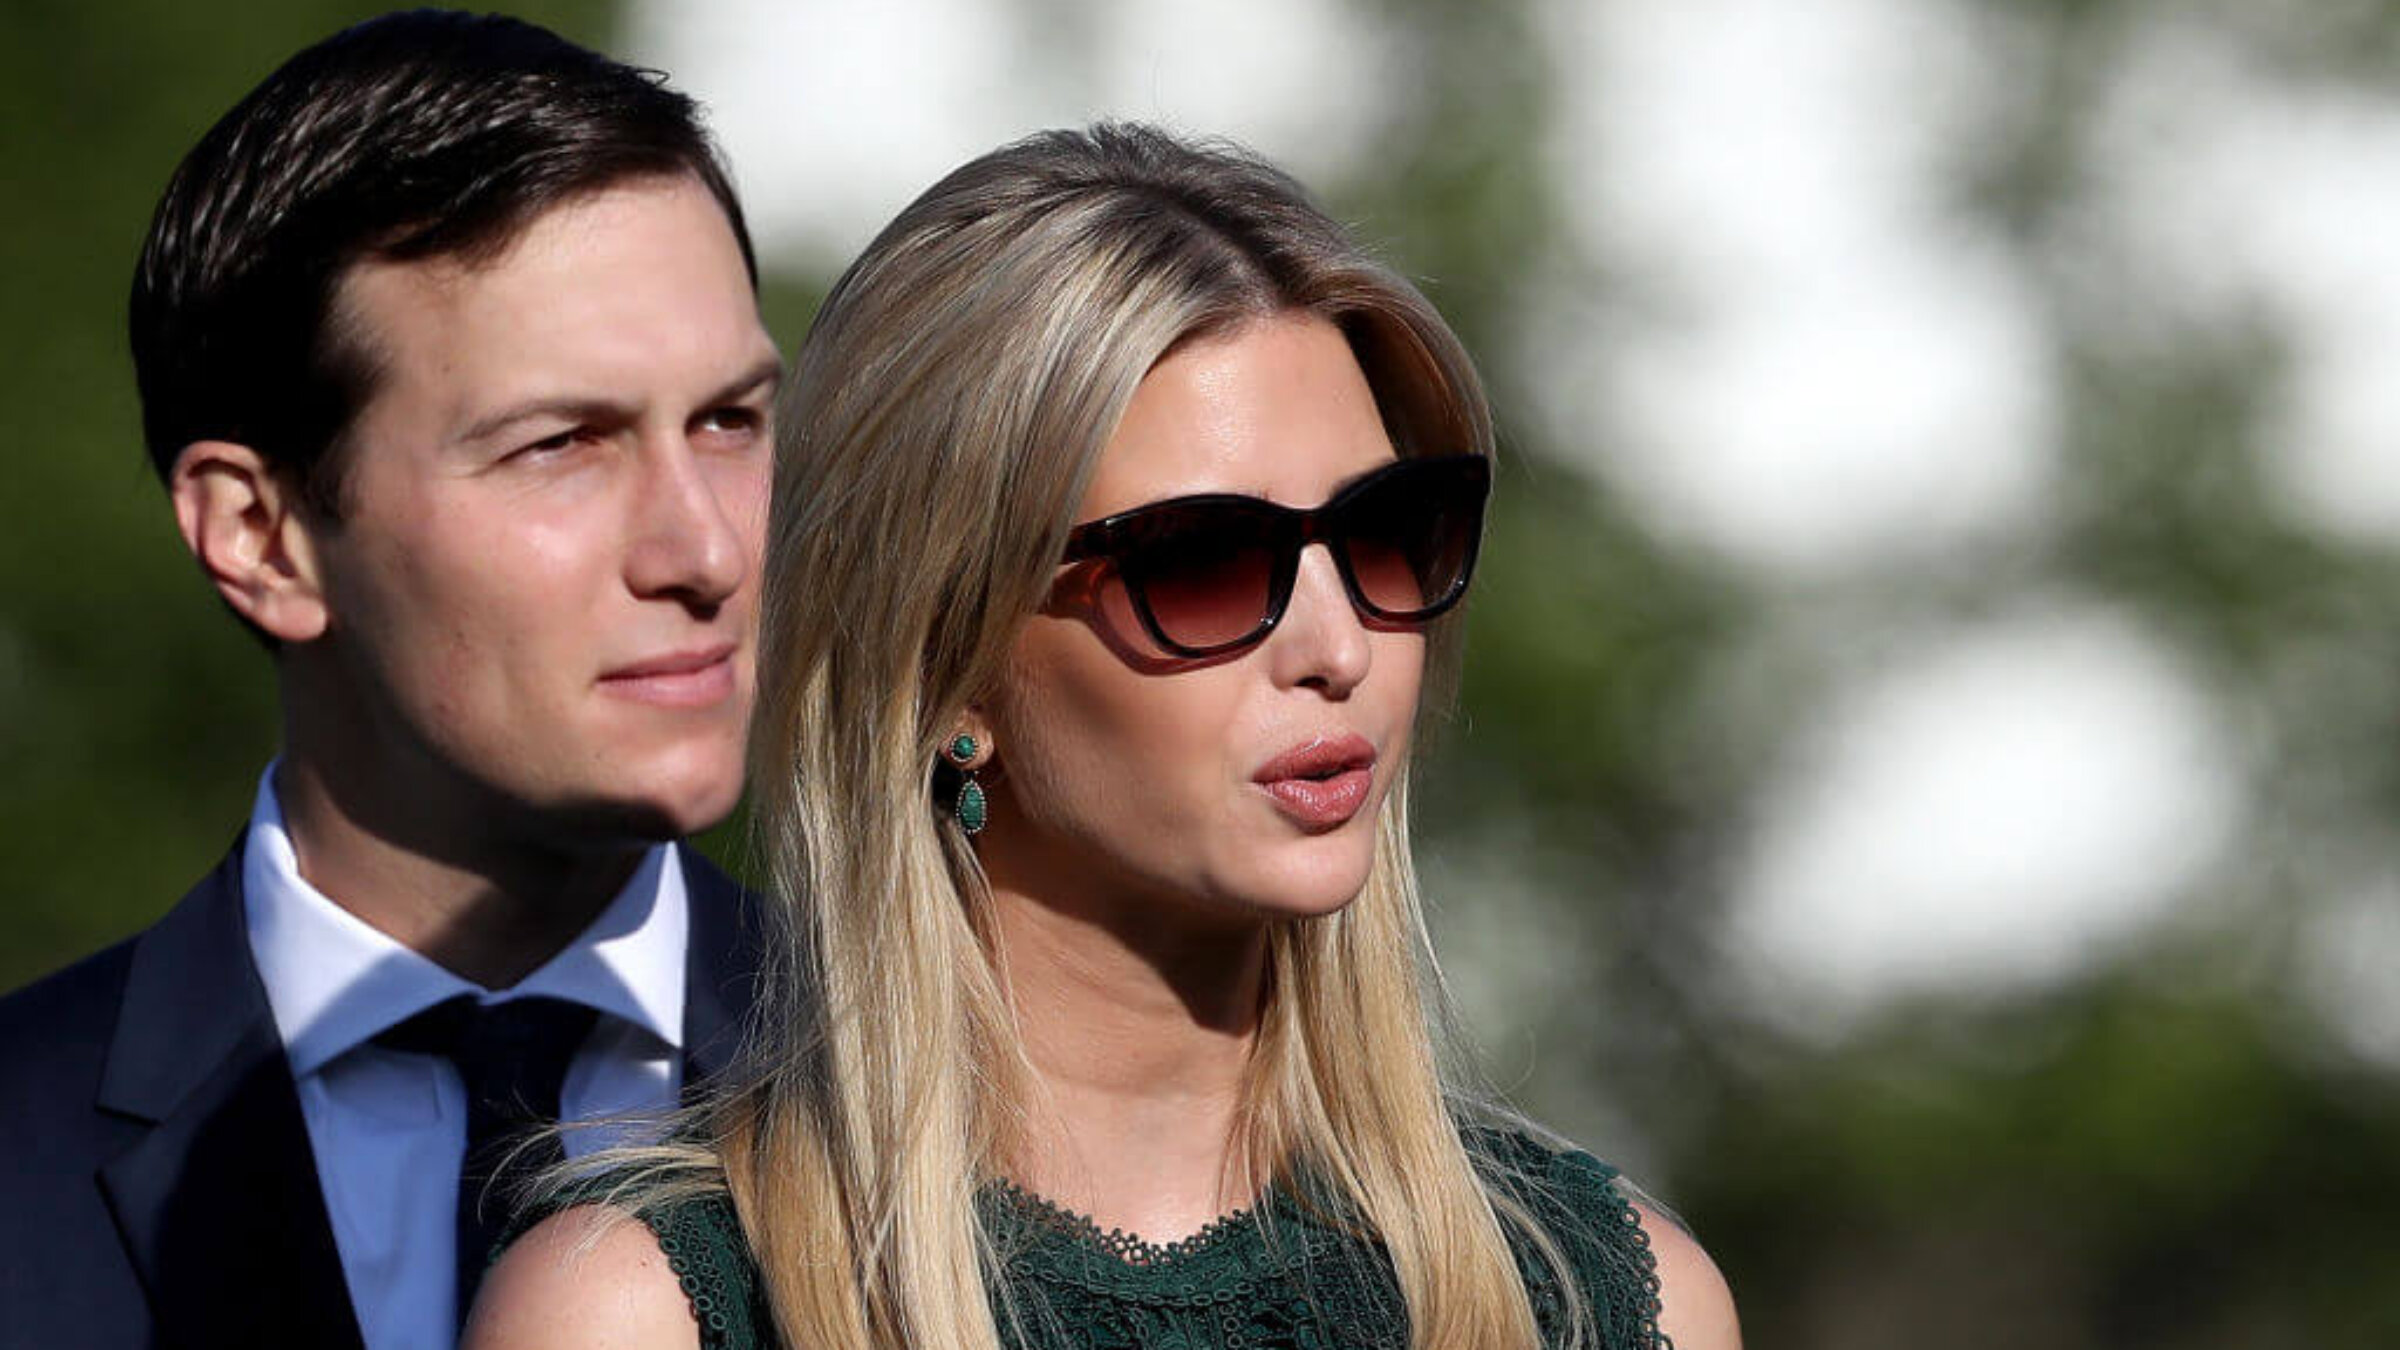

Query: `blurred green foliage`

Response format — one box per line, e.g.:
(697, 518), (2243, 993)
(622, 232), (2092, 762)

(7, 1), (2400, 1345)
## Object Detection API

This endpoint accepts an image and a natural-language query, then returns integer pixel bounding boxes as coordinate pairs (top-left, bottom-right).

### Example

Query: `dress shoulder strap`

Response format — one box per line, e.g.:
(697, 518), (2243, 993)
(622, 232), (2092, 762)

(1470, 1126), (1673, 1348)
(628, 1190), (770, 1350)
(502, 1179), (771, 1350)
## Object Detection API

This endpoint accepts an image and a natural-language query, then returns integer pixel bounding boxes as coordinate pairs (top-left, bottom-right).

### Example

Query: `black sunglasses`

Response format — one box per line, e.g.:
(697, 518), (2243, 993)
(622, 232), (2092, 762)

(1059, 454), (1491, 658)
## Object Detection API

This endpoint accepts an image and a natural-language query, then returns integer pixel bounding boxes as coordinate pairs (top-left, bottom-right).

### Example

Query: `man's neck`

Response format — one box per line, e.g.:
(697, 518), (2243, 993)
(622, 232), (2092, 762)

(270, 756), (645, 990)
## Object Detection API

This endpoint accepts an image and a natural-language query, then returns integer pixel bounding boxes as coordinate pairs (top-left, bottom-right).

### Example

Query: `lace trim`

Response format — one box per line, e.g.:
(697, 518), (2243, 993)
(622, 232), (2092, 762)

(632, 1194), (756, 1350)
(984, 1178), (1274, 1269)
(1540, 1147), (1672, 1350)
(527, 1134), (1674, 1349)
(1607, 1180), (1670, 1350)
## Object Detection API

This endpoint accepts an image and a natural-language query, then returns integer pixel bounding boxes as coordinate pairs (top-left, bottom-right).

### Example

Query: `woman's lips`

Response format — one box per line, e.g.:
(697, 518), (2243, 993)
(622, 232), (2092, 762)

(598, 644), (737, 708)
(1254, 735), (1377, 830)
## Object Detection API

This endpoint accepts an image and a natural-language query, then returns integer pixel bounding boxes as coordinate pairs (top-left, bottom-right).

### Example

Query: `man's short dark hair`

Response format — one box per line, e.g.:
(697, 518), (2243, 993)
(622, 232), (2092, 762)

(130, 8), (758, 513)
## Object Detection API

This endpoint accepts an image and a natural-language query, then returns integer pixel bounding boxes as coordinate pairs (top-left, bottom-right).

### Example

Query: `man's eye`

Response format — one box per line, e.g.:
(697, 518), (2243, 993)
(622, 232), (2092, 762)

(517, 428), (584, 456)
(698, 407), (764, 437)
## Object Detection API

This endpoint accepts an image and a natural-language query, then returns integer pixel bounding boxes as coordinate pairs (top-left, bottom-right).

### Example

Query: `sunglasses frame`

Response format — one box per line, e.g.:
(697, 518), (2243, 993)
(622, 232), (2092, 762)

(1059, 453), (1491, 659)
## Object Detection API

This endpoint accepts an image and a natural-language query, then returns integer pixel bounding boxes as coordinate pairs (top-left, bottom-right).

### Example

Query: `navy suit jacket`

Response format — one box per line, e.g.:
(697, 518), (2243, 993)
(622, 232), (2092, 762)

(0, 838), (761, 1349)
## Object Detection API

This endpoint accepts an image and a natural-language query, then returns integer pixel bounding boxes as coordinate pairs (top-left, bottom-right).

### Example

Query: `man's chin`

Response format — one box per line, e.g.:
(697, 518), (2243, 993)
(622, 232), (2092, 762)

(562, 740), (747, 840)
(535, 781), (741, 850)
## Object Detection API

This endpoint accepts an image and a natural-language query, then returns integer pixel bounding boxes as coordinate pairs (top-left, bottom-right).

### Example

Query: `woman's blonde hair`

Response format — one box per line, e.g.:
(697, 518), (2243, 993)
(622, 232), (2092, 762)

(648, 123), (1581, 1350)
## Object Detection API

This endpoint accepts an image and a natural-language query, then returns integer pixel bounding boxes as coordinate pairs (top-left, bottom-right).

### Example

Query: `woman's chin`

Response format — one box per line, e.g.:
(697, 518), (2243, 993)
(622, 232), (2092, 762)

(1216, 843), (1378, 922)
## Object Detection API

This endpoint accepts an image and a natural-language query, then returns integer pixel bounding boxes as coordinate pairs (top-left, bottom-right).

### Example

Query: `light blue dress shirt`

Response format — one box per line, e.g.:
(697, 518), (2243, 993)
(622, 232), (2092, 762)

(241, 766), (691, 1350)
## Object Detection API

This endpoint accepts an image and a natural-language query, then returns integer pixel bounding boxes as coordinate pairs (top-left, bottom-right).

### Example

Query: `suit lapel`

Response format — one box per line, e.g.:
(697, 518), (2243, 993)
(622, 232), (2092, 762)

(676, 844), (762, 1092)
(95, 840), (364, 1350)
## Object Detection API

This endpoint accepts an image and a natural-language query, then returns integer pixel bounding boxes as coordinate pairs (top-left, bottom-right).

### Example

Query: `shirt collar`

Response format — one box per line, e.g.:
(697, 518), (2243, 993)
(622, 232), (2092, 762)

(242, 762), (690, 1079)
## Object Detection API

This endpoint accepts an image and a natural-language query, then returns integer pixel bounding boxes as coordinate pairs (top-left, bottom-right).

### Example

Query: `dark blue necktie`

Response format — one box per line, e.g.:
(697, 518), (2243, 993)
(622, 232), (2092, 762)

(376, 995), (598, 1326)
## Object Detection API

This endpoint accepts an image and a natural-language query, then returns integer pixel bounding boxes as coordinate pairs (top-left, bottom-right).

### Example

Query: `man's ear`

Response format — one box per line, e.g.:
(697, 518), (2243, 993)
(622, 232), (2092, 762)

(169, 440), (331, 643)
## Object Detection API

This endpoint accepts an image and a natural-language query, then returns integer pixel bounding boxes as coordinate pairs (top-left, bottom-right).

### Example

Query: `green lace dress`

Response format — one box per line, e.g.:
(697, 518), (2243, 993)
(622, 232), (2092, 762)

(593, 1131), (1670, 1350)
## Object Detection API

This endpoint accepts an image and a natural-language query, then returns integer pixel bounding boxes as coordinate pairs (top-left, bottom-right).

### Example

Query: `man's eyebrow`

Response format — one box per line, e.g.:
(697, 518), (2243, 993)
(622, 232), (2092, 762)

(699, 355), (784, 412)
(458, 355), (785, 444)
(460, 395), (635, 445)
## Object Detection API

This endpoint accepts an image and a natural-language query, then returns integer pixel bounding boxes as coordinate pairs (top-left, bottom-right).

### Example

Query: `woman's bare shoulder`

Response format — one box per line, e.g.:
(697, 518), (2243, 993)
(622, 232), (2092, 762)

(462, 1204), (700, 1350)
(1631, 1199), (1743, 1350)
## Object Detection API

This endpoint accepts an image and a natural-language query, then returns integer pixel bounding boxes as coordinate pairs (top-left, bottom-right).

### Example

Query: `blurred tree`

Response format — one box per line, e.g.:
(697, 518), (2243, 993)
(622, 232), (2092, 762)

(1324, 1), (2400, 1345)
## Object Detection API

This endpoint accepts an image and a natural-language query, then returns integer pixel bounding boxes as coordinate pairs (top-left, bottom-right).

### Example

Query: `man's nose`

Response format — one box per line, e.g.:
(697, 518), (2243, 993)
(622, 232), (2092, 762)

(623, 435), (755, 610)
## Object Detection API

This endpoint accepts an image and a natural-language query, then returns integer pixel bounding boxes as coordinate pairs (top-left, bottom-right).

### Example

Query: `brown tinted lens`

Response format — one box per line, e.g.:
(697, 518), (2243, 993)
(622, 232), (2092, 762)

(1125, 512), (1282, 651)
(1341, 465), (1480, 616)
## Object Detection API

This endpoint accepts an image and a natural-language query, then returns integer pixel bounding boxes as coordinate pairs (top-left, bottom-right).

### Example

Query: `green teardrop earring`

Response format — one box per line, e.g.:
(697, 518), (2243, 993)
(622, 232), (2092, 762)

(946, 733), (988, 836)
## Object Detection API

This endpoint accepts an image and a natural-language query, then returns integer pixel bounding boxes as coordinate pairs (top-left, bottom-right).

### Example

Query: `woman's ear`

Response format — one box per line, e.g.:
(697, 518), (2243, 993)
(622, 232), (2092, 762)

(169, 440), (331, 643)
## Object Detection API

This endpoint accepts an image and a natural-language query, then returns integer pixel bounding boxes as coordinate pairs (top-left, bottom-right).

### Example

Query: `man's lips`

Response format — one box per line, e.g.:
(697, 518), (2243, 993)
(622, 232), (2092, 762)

(1253, 734), (1378, 831)
(597, 643), (738, 708)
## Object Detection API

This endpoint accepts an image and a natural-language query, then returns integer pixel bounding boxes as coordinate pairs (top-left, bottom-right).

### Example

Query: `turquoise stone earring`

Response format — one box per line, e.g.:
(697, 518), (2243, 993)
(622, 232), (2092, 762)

(946, 733), (987, 836)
